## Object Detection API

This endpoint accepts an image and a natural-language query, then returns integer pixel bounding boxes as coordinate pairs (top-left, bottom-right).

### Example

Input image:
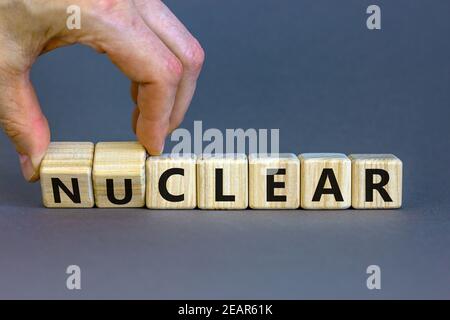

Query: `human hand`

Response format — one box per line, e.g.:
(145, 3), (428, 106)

(0, 0), (204, 181)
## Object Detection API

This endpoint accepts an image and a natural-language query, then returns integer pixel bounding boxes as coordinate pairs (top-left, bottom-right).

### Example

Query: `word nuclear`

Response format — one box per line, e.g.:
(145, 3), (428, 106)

(40, 142), (402, 210)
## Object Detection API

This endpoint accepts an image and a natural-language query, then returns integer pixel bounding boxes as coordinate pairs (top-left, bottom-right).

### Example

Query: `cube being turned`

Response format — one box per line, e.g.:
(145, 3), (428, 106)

(146, 154), (197, 209)
(40, 142), (95, 208)
(197, 154), (248, 210)
(249, 154), (300, 209)
(299, 153), (351, 209)
(93, 142), (147, 208)
(348, 154), (402, 209)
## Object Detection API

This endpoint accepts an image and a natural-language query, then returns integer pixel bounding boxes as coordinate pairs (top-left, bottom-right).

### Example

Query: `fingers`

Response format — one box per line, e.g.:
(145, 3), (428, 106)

(88, 2), (183, 154)
(130, 81), (139, 133)
(84, 1), (204, 153)
(0, 0), (203, 182)
(133, 0), (204, 132)
(0, 71), (50, 182)
(131, 106), (139, 134)
(130, 81), (138, 105)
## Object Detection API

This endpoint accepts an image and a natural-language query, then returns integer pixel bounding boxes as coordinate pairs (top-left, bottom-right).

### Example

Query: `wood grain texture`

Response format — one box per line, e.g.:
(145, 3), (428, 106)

(299, 153), (351, 209)
(93, 142), (147, 208)
(348, 154), (402, 209)
(249, 153), (300, 209)
(40, 142), (95, 208)
(146, 154), (197, 209)
(197, 154), (248, 210)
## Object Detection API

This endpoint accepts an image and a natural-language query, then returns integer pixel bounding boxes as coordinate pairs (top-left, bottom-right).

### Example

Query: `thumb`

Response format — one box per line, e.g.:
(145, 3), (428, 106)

(0, 71), (50, 182)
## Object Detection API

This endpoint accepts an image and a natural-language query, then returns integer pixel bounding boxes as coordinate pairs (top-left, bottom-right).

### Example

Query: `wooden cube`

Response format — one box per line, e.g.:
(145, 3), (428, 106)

(299, 153), (351, 209)
(249, 153), (300, 209)
(40, 142), (95, 208)
(197, 154), (248, 210)
(348, 154), (402, 209)
(93, 142), (147, 208)
(146, 154), (197, 209)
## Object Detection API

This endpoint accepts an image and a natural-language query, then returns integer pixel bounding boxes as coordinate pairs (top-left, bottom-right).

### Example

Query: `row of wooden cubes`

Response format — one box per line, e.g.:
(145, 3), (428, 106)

(40, 142), (402, 209)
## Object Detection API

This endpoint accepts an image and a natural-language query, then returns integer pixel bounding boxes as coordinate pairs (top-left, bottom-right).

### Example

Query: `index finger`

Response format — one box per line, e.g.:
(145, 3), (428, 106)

(82, 2), (182, 154)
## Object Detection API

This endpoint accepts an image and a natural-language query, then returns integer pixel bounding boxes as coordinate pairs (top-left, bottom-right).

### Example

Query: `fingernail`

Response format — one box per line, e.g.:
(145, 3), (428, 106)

(19, 154), (40, 182)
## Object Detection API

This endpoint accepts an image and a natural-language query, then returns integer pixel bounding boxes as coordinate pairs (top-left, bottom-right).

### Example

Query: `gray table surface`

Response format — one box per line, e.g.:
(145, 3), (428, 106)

(1, 0), (449, 299)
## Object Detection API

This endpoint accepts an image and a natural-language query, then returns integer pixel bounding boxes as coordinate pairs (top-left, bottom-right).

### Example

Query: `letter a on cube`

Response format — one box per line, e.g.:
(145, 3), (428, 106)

(93, 142), (147, 208)
(197, 154), (248, 210)
(146, 154), (197, 209)
(349, 154), (402, 209)
(40, 142), (95, 208)
(299, 153), (351, 209)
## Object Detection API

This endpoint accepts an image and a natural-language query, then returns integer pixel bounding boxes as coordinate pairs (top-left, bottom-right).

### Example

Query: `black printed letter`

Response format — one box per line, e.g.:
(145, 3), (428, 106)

(106, 179), (133, 205)
(312, 169), (344, 202)
(365, 169), (392, 202)
(52, 178), (81, 203)
(266, 168), (287, 202)
(215, 168), (235, 201)
(159, 168), (185, 202)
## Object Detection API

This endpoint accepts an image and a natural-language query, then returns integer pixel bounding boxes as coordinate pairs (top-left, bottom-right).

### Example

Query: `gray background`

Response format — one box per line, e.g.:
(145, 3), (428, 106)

(0, 0), (449, 299)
